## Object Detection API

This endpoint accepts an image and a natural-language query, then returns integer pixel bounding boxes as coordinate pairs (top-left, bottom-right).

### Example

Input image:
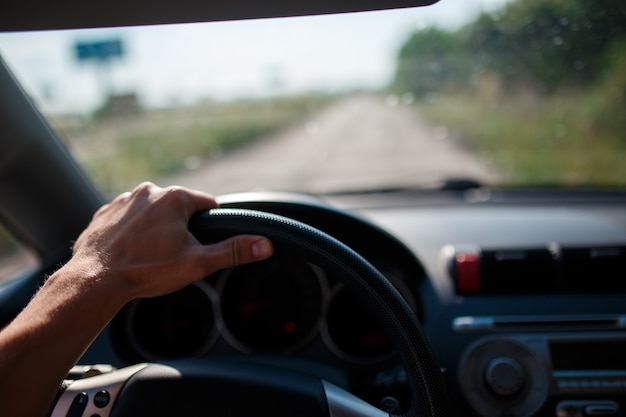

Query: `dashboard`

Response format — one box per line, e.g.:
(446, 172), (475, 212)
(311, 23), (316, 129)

(80, 187), (626, 417)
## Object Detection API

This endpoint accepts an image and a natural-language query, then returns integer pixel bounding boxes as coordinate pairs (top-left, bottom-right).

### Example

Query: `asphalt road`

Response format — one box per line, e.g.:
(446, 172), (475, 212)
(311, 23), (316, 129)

(162, 93), (501, 195)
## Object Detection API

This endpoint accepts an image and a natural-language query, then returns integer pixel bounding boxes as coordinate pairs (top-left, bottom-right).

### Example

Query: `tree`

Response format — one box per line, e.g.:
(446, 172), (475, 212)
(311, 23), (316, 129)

(465, 0), (626, 91)
(393, 27), (468, 96)
(394, 0), (626, 95)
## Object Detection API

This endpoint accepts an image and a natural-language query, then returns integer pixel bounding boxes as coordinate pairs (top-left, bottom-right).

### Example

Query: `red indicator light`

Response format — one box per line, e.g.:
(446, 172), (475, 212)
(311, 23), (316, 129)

(239, 300), (273, 318)
(455, 253), (481, 294)
(285, 321), (297, 333)
(358, 332), (390, 348)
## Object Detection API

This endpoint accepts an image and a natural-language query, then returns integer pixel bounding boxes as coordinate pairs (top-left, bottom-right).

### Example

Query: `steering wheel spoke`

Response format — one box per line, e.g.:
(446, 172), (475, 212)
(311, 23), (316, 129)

(49, 364), (148, 417)
(50, 360), (392, 417)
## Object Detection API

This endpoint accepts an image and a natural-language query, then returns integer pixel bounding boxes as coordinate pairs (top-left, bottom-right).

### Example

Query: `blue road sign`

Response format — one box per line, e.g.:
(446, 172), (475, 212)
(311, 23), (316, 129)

(75, 39), (124, 62)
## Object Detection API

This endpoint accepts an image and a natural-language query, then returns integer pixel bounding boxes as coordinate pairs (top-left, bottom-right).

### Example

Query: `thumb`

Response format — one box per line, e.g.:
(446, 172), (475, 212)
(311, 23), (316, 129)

(198, 235), (274, 274)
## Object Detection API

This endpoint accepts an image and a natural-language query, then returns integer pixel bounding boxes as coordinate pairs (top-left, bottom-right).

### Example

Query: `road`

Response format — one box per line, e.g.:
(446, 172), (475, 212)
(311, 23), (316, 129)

(162, 93), (501, 195)
(1, 94), (502, 283)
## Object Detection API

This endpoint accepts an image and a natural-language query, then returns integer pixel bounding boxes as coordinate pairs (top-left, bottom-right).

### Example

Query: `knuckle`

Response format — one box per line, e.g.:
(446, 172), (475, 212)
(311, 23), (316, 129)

(133, 181), (156, 195)
(163, 185), (189, 203)
(142, 184), (191, 212)
(230, 239), (242, 265)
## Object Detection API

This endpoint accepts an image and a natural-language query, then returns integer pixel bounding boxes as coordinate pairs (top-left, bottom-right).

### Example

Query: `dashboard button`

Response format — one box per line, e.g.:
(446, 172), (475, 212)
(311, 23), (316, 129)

(556, 400), (620, 417)
(66, 392), (88, 417)
(93, 390), (110, 408)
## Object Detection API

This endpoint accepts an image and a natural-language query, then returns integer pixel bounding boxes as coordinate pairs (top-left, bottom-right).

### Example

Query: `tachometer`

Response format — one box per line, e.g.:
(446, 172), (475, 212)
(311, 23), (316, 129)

(126, 281), (218, 360)
(218, 255), (327, 353)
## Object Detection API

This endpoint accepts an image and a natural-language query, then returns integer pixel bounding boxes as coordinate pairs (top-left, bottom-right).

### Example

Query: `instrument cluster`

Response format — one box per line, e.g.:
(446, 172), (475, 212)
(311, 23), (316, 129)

(117, 252), (417, 364)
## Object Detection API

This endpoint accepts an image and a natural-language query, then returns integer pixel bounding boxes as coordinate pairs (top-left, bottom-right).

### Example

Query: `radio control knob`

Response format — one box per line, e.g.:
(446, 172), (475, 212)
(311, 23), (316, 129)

(459, 338), (549, 417)
(485, 357), (525, 396)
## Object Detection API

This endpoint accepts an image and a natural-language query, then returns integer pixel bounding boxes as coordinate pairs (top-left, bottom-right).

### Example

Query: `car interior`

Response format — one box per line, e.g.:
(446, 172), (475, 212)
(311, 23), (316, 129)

(1, 0), (626, 416)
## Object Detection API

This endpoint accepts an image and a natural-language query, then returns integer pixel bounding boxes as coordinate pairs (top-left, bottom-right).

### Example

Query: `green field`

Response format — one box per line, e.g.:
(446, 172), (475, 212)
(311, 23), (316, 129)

(55, 94), (330, 197)
(418, 90), (626, 187)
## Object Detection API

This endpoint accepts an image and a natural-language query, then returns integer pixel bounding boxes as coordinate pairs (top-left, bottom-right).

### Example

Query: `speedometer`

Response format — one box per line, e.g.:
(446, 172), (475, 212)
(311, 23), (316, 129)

(323, 283), (394, 362)
(322, 273), (417, 363)
(218, 255), (327, 353)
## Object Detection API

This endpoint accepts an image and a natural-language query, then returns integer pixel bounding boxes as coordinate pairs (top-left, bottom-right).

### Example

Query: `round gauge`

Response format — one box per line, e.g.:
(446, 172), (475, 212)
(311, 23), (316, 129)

(323, 284), (394, 362)
(323, 273), (417, 363)
(218, 255), (326, 353)
(127, 281), (218, 360)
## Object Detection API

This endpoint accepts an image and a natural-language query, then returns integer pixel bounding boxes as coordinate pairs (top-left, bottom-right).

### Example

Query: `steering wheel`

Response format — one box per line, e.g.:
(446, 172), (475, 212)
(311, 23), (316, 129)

(49, 208), (449, 417)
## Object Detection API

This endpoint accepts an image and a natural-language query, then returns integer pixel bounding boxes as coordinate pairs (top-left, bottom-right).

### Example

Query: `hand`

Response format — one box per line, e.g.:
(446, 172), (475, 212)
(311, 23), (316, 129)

(70, 182), (273, 300)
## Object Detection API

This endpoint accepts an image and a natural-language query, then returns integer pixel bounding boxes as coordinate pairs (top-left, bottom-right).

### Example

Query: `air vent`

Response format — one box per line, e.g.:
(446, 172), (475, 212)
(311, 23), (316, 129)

(444, 244), (626, 294)
(481, 248), (558, 292)
(561, 247), (626, 291)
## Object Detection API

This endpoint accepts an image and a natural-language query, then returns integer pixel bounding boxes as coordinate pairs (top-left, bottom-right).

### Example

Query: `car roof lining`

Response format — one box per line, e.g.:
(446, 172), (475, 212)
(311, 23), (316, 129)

(1, 0), (439, 32)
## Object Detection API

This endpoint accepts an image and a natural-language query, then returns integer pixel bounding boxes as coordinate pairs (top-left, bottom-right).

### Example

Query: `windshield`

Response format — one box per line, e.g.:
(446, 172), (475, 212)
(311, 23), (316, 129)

(1, 0), (625, 197)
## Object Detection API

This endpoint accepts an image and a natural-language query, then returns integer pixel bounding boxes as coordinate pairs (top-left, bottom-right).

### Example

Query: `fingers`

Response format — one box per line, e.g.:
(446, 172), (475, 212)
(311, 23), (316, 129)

(94, 182), (218, 221)
(193, 235), (274, 276)
(157, 184), (217, 215)
(120, 182), (274, 275)
(80, 182), (274, 299)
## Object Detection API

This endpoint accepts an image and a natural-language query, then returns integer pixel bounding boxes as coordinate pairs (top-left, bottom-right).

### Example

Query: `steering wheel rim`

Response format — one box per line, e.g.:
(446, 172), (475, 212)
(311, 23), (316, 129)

(189, 208), (449, 417)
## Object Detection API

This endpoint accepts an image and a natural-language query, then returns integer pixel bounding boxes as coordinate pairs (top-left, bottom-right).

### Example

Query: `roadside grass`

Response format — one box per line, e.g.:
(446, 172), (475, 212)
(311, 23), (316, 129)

(418, 90), (626, 187)
(62, 94), (330, 196)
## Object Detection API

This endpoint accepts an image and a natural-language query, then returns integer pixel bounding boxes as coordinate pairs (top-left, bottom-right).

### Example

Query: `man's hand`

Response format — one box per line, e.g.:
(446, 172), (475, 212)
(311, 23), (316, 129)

(71, 182), (273, 300)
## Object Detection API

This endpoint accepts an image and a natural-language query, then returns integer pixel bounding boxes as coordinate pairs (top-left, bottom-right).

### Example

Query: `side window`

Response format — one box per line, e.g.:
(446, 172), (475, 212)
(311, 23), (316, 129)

(0, 224), (39, 284)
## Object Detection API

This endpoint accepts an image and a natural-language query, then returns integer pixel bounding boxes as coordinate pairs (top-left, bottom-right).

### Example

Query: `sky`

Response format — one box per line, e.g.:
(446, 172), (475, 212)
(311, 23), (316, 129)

(0, 0), (511, 115)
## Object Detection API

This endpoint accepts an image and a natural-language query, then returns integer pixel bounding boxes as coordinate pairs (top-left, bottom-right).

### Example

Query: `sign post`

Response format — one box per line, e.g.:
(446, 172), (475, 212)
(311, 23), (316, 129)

(74, 39), (125, 111)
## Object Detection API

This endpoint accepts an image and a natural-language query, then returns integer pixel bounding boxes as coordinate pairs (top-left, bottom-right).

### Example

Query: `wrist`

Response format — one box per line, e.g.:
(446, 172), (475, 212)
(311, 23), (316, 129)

(47, 254), (134, 315)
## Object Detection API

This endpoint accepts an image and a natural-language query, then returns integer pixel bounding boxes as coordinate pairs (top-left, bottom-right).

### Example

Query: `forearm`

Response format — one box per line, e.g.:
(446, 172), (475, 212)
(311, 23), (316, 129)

(0, 259), (130, 417)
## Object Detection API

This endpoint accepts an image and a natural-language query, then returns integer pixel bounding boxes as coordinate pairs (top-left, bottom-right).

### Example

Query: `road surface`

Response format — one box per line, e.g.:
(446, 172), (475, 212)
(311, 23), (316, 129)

(0, 93), (502, 283)
(163, 93), (501, 196)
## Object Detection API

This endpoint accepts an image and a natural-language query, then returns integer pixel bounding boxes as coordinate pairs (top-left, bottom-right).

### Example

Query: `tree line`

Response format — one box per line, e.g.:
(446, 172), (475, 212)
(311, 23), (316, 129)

(393, 0), (626, 97)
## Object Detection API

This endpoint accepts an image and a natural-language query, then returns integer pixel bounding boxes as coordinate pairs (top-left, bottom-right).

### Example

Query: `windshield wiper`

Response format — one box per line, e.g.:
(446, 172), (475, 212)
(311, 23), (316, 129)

(323, 177), (485, 196)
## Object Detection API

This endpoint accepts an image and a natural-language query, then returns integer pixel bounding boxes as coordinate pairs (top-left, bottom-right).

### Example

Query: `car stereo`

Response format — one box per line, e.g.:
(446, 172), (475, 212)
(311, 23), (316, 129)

(457, 332), (626, 417)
